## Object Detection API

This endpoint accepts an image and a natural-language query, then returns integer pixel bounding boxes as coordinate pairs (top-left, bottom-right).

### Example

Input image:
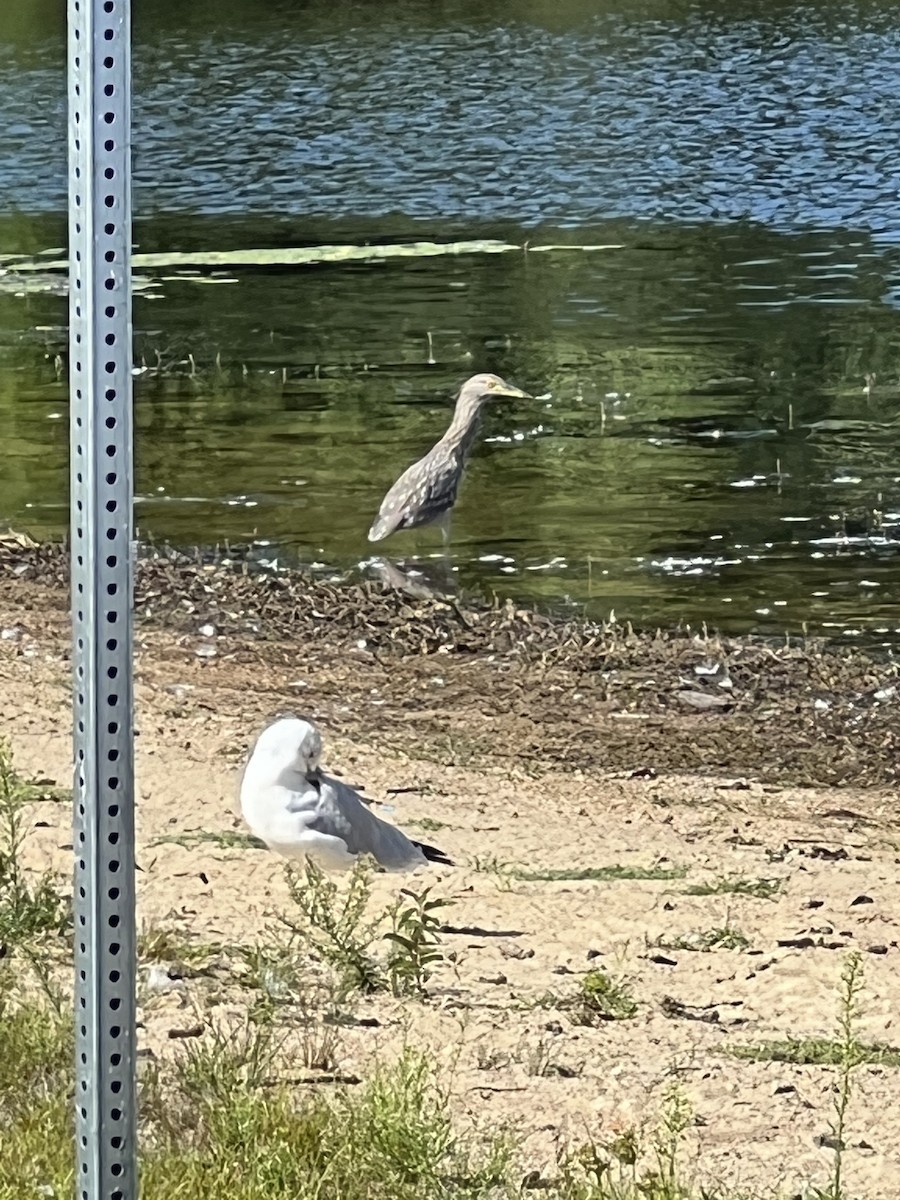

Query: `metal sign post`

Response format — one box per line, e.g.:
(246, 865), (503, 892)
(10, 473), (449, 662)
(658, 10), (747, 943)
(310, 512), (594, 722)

(68, 0), (138, 1196)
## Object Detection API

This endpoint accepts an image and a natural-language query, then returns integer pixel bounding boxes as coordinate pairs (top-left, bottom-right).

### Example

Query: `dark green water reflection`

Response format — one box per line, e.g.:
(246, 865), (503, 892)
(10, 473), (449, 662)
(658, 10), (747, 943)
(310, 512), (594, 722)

(3, 0), (900, 639)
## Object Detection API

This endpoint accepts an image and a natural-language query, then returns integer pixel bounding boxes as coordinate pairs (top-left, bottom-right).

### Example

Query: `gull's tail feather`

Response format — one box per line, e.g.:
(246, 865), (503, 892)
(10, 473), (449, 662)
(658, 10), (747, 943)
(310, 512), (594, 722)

(413, 840), (454, 867)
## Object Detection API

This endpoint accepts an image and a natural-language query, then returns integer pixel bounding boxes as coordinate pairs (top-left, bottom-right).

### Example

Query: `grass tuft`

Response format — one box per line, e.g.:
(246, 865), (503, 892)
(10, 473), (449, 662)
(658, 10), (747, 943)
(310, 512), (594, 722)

(282, 857), (385, 992)
(147, 829), (267, 851)
(656, 926), (750, 953)
(1, 997), (510, 1200)
(514, 864), (687, 883)
(281, 858), (454, 999)
(573, 969), (639, 1023)
(727, 1034), (900, 1069)
(0, 739), (70, 955)
(385, 885), (454, 997)
(683, 876), (782, 900)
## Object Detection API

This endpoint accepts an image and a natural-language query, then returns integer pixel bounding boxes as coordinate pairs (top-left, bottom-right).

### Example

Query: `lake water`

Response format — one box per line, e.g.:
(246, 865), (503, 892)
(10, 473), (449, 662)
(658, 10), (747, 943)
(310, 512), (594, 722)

(3, 0), (900, 640)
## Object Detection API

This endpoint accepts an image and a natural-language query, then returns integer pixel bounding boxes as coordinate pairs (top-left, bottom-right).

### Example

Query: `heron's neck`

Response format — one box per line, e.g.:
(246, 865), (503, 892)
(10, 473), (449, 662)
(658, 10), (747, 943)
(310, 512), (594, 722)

(442, 399), (485, 458)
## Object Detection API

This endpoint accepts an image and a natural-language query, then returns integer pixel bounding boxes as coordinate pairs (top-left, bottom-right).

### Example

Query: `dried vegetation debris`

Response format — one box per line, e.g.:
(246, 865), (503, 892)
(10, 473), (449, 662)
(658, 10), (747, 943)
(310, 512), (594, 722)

(2, 533), (900, 786)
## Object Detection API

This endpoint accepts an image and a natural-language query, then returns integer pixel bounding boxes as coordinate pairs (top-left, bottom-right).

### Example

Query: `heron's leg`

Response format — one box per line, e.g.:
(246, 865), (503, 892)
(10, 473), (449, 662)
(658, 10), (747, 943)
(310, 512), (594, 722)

(438, 511), (454, 591)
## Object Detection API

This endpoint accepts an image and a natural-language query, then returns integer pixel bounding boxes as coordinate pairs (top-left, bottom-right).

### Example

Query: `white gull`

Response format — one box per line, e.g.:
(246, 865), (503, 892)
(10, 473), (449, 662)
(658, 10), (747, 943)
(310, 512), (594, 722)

(239, 715), (453, 873)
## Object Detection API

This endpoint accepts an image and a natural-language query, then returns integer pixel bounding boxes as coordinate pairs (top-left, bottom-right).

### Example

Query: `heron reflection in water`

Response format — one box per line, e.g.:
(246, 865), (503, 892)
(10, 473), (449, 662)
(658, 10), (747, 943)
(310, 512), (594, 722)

(367, 372), (531, 595)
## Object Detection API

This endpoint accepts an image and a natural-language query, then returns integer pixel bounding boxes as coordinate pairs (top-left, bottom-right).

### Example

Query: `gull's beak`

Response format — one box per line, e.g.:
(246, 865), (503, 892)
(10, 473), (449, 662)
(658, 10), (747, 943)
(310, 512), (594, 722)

(493, 383), (532, 401)
(306, 766), (323, 790)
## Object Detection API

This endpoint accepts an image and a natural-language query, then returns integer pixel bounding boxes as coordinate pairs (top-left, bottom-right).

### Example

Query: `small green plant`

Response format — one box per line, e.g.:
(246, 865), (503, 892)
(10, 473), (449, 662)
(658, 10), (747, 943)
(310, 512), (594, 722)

(238, 936), (306, 1003)
(683, 876), (782, 900)
(282, 857), (385, 992)
(178, 1016), (282, 1102)
(0, 741), (69, 954)
(726, 1036), (900, 1068)
(292, 977), (346, 1072)
(0, 994), (73, 1196)
(728, 953), (875, 1200)
(514, 864), (687, 883)
(521, 1036), (582, 1079)
(572, 969), (638, 1024)
(827, 951), (865, 1200)
(438, 732), (490, 768)
(655, 926), (750, 953)
(470, 854), (516, 890)
(384, 886), (453, 997)
(138, 925), (230, 969)
(147, 828), (266, 851)
(407, 817), (451, 834)
(557, 1085), (697, 1198)
(235, 929), (354, 1073)
(647, 1083), (695, 1196)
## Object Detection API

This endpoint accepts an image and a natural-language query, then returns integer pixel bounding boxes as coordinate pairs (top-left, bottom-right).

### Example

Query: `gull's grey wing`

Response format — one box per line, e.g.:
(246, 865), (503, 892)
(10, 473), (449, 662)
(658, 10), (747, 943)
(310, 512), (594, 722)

(298, 774), (451, 871)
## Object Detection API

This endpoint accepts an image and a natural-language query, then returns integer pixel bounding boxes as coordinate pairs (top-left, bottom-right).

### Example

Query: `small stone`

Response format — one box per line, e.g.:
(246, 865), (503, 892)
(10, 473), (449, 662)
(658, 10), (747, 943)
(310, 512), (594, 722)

(851, 894), (874, 906)
(815, 1133), (844, 1151)
(629, 766), (657, 780)
(586, 948), (603, 960)
(500, 943), (534, 960)
(146, 965), (186, 993)
(809, 845), (849, 861)
(167, 1024), (204, 1039)
(867, 945), (889, 955)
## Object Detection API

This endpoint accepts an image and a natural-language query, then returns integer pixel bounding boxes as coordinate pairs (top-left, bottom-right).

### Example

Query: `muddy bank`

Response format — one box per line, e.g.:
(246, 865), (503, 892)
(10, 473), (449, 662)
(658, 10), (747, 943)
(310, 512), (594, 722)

(2, 534), (898, 786)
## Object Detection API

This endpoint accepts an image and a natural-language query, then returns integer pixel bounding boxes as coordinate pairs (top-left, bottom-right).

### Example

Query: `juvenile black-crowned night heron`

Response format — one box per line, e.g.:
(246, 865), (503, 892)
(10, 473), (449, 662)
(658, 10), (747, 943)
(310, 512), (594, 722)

(367, 372), (531, 547)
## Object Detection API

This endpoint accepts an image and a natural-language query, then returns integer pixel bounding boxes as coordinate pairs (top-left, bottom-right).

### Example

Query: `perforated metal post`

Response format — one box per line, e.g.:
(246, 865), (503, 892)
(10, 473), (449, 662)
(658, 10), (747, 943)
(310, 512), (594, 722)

(68, 0), (138, 1197)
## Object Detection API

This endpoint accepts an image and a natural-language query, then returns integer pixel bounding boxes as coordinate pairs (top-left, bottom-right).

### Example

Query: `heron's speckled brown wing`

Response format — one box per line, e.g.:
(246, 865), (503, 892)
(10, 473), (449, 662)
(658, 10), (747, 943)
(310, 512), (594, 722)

(368, 444), (464, 542)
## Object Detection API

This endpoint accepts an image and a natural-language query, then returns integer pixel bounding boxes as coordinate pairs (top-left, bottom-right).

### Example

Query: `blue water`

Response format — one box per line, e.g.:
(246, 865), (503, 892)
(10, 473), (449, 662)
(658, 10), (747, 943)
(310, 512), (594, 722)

(3, 1), (900, 237)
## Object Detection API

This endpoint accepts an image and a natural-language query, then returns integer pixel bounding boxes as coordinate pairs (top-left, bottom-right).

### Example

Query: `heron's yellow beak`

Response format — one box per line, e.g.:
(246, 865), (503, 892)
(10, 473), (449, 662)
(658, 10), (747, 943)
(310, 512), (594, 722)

(492, 384), (532, 400)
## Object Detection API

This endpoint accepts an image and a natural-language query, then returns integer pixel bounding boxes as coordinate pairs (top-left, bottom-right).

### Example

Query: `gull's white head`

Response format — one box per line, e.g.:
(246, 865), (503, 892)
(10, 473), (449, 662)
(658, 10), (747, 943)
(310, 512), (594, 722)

(248, 716), (323, 783)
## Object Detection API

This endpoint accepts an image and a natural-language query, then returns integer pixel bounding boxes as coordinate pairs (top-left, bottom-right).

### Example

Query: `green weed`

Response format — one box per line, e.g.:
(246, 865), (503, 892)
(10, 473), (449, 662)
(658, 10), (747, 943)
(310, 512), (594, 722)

(282, 857), (385, 992)
(683, 876), (782, 900)
(0, 740), (69, 954)
(385, 885), (454, 997)
(656, 926), (750, 953)
(514, 864), (687, 883)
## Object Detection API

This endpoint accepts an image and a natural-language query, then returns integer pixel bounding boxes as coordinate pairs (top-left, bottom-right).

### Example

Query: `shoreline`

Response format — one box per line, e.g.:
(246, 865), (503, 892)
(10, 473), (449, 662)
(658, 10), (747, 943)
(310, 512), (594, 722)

(1, 532), (898, 788)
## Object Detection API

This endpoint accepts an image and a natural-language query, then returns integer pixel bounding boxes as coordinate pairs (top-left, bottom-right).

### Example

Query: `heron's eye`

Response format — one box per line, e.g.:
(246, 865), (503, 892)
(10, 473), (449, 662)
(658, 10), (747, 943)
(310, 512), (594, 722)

(487, 380), (496, 389)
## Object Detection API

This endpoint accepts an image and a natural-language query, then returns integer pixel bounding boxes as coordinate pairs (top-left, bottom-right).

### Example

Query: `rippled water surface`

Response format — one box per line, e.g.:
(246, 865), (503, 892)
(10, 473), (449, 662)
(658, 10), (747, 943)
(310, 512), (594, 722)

(3, 0), (900, 639)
